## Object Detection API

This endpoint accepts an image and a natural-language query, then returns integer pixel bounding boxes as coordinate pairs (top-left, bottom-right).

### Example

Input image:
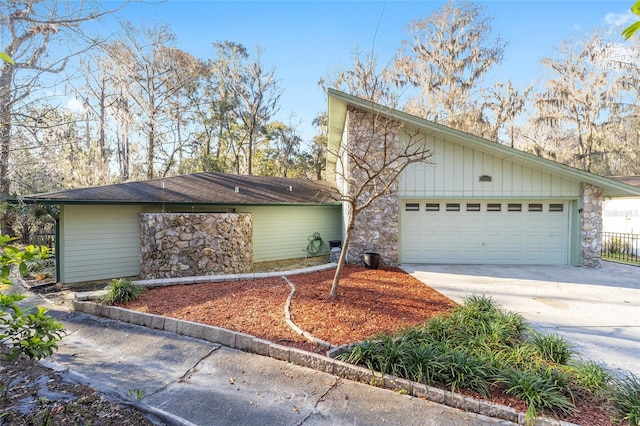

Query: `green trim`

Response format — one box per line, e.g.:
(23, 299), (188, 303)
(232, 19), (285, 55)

(327, 88), (640, 198)
(570, 199), (581, 266)
(44, 204), (60, 282)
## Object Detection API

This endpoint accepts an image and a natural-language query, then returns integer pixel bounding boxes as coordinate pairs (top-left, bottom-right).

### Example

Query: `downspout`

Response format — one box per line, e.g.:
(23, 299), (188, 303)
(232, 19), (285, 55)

(45, 204), (60, 283)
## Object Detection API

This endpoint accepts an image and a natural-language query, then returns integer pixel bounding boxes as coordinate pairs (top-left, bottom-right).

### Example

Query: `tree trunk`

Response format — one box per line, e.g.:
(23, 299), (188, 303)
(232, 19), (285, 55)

(329, 211), (355, 299)
(0, 67), (14, 198)
(147, 118), (155, 180)
(99, 81), (107, 168)
(0, 104), (12, 198)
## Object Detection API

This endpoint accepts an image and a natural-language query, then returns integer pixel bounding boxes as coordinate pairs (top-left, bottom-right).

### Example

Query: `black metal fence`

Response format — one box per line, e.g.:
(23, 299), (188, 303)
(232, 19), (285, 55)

(601, 232), (640, 265)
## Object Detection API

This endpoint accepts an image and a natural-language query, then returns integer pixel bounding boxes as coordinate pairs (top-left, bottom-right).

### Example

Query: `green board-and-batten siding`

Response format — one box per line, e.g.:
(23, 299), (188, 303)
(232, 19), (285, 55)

(399, 131), (581, 199)
(60, 205), (142, 283)
(244, 205), (342, 262)
(59, 204), (342, 284)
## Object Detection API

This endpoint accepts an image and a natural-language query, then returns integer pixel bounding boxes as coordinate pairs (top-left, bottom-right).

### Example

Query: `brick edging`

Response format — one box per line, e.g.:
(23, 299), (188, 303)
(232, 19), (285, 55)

(71, 300), (576, 426)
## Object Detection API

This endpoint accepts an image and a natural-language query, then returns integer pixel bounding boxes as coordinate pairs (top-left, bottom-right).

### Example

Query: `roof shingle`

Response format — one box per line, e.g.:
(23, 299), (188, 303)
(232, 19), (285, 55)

(21, 172), (340, 205)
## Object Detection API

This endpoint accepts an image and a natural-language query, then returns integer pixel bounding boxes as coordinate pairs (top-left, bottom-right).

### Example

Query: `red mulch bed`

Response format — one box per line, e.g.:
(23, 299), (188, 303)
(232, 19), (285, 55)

(122, 266), (615, 426)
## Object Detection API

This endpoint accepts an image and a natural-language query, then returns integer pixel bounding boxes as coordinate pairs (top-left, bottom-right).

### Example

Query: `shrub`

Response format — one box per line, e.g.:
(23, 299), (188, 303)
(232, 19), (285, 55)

(99, 278), (146, 305)
(0, 293), (65, 360)
(0, 234), (64, 360)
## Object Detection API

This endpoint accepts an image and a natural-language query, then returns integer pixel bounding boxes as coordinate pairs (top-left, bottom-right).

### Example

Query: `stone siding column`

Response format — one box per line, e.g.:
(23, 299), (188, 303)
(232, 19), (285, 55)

(580, 183), (603, 267)
(344, 106), (400, 267)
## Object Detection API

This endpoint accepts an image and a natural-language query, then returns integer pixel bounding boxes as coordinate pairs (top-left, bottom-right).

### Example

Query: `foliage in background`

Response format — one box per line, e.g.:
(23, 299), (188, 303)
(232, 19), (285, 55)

(0, 235), (63, 360)
(623, 1), (640, 39)
(99, 278), (146, 305)
(338, 295), (638, 425)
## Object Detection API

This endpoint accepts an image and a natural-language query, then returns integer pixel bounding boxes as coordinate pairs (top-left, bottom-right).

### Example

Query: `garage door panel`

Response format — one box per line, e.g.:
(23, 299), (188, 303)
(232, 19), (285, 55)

(401, 200), (569, 265)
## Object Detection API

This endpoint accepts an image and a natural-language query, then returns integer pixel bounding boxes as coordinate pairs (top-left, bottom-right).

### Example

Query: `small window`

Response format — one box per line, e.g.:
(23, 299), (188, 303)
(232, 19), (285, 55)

(466, 203), (481, 212)
(405, 203), (420, 212)
(528, 203), (543, 212)
(446, 203), (460, 212)
(425, 203), (440, 212)
(549, 203), (564, 212)
(487, 203), (502, 212)
(508, 203), (522, 212)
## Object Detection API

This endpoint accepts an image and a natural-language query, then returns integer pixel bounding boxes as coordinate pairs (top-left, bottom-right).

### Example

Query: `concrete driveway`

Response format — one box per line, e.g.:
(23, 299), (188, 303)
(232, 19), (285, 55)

(400, 262), (640, 377)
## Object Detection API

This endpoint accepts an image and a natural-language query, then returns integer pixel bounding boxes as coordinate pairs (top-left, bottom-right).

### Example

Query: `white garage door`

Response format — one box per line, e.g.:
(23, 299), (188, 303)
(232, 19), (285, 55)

(400, 200), (570, 264)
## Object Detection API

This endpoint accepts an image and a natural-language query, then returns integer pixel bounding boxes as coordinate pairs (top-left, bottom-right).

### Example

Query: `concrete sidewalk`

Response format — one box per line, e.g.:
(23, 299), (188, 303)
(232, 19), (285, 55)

(401, 261), (640, 377)
(25, 293), (513, 426)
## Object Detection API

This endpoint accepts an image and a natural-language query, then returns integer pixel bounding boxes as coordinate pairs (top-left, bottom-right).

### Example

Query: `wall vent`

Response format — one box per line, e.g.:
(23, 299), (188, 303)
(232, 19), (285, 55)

(479, 175), (492, 182)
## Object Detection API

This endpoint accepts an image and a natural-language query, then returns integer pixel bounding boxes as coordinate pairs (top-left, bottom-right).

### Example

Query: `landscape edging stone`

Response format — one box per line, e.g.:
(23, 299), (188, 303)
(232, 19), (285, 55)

(71, 295), (578, 426)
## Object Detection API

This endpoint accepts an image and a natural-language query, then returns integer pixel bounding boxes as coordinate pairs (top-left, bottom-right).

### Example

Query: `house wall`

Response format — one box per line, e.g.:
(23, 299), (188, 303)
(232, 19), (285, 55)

(60, 203), (342, 283)
(400, 132), (581, 198)
(243, 205), (343, 262)
(168, 204), (342, 261)
(337, 104), (603, 267)
(60, 204), (143, 283)
(139, 213), (252, 279)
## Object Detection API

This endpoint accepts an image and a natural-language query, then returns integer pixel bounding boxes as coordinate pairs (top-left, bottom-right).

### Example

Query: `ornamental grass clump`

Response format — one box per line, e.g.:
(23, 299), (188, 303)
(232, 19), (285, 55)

(610, 373), (640, 426)
(99, 278), (146, 305)
(337, 294), (631, 425)
(498, 368), (575, 421)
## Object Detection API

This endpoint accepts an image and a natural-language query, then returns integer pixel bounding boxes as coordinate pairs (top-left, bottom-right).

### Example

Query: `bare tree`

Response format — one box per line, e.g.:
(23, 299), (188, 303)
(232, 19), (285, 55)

(105, 22), (203, 180)
(0, 0), (126, 197)
(483, 80), (531, 147)
(310, 112), (328, 180)
(394, 0), (505, 133)
(231, 46), (281, 175)
(320, 49), (400, 108)
(328, 99), (432, 298)
(534, 31), (614, 172)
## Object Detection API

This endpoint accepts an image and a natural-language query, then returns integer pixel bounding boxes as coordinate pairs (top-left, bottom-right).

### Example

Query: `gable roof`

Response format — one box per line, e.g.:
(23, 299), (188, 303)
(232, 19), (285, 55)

(18, 172), (340, 206)
(327, 88), (640, 198)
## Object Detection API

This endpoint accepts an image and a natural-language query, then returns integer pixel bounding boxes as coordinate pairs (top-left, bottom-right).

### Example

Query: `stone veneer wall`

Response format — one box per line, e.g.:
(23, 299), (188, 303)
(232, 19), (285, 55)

(139, 213), (253, 279)
(580, 183), (603, 267)
(344, 106), (401, 266)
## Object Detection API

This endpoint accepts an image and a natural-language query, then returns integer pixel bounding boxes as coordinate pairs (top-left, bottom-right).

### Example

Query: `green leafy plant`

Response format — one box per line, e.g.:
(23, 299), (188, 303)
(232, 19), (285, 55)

(623, 1), (640, 39)
(99, 278), (146, 305)
(127, 388), (145, 401)
(0, 293), (65, 360)
(0, 51), (13, 65)
(0, 234), (51, 284)
(0, 235), (64, 360)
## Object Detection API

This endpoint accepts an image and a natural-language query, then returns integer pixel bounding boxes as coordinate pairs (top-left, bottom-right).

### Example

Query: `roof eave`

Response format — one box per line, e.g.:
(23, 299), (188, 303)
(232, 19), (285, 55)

(326, 89), (640, 199)
(14, 198), (341, 207)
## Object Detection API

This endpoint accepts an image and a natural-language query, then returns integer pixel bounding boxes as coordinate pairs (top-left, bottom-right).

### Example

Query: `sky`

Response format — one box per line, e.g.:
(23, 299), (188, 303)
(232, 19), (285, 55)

(95, 0), (638, 144)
